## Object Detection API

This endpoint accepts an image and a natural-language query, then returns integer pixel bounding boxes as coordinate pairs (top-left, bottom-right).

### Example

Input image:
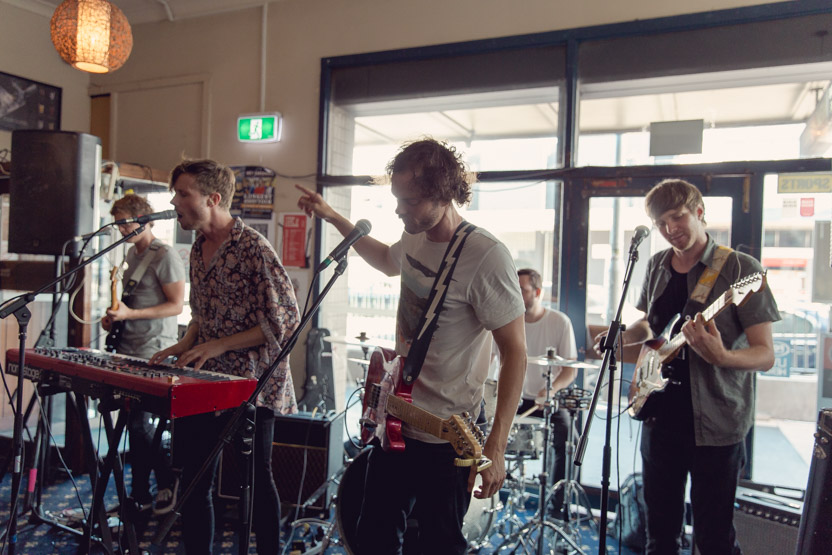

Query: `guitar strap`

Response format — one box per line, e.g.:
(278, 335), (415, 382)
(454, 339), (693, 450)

(689, 245), (733, 305)
(401, 221), (477, 386)
(121, 242), (162, 303)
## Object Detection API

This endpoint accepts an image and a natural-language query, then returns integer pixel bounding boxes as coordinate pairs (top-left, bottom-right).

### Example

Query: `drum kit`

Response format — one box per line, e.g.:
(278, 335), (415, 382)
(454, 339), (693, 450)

(283, 335), (599, 554)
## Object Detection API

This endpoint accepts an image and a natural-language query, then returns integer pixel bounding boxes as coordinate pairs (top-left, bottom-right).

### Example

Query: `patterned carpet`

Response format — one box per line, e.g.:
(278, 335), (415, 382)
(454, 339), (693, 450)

(0, 462), (653, 554)
(0, 466), (260, 554)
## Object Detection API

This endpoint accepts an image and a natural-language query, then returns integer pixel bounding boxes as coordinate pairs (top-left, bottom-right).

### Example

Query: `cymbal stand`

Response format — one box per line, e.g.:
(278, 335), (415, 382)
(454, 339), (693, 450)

(550, 388), (596, 532)
(491, 454), (530, 542)
(495, 365), (584, 555)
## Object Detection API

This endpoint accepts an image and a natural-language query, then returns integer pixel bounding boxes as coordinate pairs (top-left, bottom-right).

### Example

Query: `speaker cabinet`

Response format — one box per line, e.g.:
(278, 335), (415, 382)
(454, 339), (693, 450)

(272, 411), (345, 518)
(218, 411), (345, 519)
(797, 408), (832, 554)
(693, 485), (802, 555)
(9, 130), (101, 256)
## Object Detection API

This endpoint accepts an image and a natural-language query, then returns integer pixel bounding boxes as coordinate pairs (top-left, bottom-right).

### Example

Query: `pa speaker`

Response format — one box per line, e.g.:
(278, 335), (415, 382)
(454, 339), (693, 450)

(797, 408), (832, 554)
(9, 130), (101, 256)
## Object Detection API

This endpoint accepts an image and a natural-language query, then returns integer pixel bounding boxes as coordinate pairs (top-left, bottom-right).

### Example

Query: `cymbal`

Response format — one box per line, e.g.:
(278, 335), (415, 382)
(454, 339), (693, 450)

(323, 333), (393, 349)
(528, 355), (599, 369)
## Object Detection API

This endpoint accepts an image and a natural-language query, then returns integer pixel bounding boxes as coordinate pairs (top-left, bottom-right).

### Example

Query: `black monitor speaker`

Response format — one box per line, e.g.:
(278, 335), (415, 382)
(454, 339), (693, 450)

(9, 130), (101, 257)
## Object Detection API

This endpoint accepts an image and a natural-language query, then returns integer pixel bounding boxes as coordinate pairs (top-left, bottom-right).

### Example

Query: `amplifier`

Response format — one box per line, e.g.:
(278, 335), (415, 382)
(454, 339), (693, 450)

(693, 484), (802, 555)
(218, 411), (345, 519)
(797, 408), (832, 554)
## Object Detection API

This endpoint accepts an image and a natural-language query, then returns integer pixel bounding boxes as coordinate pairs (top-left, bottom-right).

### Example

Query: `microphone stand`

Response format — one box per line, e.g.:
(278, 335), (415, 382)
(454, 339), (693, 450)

(0, 225), (146, 555)
(153, 257), (350, 552)
(573, 238), (641, 555)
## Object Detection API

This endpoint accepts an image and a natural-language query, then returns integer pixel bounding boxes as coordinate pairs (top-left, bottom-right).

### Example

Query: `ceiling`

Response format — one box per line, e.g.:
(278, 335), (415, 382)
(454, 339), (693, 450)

(4, 0), (273, 25)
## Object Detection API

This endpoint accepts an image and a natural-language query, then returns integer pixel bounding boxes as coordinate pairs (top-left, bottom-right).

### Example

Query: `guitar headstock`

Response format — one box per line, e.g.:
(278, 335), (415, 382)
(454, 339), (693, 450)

(728, 271), (766, 307)
(440, 413), (483, 460)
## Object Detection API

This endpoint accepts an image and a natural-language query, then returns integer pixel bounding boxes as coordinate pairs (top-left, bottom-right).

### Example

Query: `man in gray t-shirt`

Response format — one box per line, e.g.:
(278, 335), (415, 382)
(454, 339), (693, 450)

(102, 194), (185, 515)
(297, 139), (526, 554)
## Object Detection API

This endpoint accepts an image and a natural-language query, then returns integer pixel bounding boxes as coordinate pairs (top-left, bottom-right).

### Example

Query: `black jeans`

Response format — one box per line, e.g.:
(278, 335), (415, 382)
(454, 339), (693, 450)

(640, 385), (744, 555)
(126, 409), (173, 504)
(355, 439), (472, 555)
(176, 407), (281, 554)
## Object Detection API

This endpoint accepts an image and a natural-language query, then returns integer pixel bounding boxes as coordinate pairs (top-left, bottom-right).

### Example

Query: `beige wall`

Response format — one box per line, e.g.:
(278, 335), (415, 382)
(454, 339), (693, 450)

(0, 3), (91, 151)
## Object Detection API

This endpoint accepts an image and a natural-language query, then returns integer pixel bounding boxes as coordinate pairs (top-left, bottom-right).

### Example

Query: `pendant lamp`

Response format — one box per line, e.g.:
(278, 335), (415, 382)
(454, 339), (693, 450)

(50, 0), (133, 74)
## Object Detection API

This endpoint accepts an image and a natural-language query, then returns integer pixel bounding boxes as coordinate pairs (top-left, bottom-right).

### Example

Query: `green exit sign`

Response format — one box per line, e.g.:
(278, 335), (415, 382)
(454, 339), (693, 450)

(238, 113), (282, 142)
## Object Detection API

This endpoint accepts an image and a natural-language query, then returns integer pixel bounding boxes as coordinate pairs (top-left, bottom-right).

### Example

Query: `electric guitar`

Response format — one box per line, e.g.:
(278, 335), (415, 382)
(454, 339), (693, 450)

(628, 272), (766, 421)
(360, 347), (488, 469)
(104, 267), (124, 353)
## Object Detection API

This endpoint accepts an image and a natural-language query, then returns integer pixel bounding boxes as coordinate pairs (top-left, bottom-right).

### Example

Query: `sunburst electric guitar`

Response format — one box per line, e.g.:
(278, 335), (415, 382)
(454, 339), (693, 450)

(360, 347), (490, 470)
(104, 267), (123, 352)
(628, 272), (766, 420)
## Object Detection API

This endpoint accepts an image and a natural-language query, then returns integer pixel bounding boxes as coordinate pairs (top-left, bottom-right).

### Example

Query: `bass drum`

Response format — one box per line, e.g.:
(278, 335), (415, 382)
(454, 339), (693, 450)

(336, 448), (498, 553)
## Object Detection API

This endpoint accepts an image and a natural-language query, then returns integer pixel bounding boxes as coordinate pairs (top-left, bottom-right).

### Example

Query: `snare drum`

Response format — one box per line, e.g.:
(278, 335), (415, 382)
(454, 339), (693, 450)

(336, 448), (498, 553)
(506, 416), (544, 459)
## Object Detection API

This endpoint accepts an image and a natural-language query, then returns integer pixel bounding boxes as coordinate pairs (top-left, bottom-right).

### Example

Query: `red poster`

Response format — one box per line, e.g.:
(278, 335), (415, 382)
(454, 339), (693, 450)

(281, 214), (307, 268)
(800, 197), (815, 217)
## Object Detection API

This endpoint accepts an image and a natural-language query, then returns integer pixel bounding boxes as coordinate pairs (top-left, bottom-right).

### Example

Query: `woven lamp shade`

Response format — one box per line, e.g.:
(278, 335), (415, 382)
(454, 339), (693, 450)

(50, 0), (133, 74)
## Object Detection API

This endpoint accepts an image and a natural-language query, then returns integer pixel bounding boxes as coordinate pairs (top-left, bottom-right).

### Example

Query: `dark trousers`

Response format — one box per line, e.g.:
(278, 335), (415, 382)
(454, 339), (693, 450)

(517, 399), (571, 513)
(126, 409), (173, 504)
(640, 386), (745, 555)
(177, 407), (281, 554)
(355, 439), (472, 555)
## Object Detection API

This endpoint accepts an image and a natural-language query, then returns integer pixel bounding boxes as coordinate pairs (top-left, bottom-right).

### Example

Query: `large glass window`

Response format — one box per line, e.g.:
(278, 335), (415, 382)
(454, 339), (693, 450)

(578, 66), (830, 166)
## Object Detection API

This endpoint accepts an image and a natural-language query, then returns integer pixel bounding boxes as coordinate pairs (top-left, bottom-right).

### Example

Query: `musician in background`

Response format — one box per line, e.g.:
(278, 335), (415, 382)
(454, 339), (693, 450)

(101, 194), (185, 515)
(513, 268), (577, 518)
(149, 159), (299, 554)
(296, 138), (526, 554)
(594, 179), (779, 554)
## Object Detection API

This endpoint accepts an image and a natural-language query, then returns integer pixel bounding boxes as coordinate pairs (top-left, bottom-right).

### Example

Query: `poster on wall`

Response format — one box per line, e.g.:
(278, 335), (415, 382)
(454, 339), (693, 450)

(0, 72), (61, 132)
(278, 212), (308, 268)
(230, 165), (275, 220)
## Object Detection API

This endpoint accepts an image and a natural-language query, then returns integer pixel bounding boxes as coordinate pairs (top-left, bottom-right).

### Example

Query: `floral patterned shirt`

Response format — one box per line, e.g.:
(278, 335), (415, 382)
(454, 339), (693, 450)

(189, 217), (299, 414)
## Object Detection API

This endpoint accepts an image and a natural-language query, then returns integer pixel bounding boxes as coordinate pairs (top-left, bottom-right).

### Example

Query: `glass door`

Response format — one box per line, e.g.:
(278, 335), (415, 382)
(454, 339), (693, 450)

(561, 171), (751, 488)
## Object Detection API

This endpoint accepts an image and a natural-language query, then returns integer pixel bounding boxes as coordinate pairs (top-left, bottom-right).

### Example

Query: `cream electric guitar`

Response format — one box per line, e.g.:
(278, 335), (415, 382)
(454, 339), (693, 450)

(360, 347), (489, 469)
(628, 272), (766, 420)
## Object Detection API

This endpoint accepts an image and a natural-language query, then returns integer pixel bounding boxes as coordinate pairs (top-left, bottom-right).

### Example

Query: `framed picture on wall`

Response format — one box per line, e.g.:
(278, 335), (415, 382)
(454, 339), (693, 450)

(0, 71), (62, 132)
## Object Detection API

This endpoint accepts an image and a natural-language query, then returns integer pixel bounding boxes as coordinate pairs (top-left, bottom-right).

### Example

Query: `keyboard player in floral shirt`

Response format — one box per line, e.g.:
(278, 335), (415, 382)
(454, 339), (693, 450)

(149, 158), (299, 554)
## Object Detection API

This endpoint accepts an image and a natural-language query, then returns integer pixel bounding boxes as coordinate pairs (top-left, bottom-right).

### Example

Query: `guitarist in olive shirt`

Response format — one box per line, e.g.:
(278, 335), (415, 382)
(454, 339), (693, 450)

(102, 194), (186, 515)
(594, 179), (779, 555)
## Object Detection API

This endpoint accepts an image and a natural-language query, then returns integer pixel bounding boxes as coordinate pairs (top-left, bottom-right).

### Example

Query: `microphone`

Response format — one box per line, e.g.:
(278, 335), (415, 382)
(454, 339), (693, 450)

(630, 225), (651, 251)
(317, 219), (372, 271)
(112, 210), (178, 225)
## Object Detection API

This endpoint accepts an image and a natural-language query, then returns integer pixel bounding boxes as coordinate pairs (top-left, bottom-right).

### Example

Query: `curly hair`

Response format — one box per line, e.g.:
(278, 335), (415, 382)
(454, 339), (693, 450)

(386, 138), (474, 206)
(111, 194), (155, 227)
(645, 179), (706, 225)
(169, 158), (236, 210)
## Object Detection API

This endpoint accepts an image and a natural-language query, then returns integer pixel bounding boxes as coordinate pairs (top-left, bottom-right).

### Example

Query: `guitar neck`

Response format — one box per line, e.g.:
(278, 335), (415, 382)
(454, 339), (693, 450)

(385, 394), (445, 438)
(662, 290), (730, 358)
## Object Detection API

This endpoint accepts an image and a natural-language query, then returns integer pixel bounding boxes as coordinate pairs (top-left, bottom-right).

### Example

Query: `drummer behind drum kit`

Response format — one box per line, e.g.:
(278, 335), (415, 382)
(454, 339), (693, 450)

(284, 335), (599, 554)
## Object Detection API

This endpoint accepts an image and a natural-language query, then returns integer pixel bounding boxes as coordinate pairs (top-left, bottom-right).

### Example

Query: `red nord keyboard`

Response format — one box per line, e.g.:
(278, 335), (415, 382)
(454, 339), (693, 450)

(5, 347), (257, 419)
